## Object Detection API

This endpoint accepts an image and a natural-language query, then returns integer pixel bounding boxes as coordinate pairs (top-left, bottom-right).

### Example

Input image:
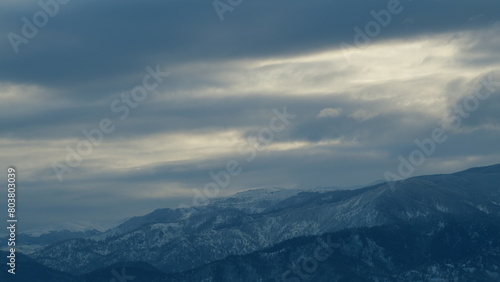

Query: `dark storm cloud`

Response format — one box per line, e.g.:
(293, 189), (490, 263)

(2, 0), (500, 231)
(0, 89), (435, 142)
(1, 0), (499, 96)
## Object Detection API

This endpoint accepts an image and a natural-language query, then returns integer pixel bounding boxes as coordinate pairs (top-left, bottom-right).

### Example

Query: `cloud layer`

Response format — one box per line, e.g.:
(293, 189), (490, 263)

(1, 0), (500, 231)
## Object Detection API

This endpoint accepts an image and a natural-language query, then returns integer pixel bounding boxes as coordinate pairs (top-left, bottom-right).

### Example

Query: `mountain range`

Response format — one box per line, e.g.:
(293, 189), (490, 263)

(3, 163), (500, 281)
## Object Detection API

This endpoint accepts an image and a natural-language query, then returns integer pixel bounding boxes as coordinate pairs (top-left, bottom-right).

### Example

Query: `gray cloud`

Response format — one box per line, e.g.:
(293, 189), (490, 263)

(2, 0), (500, 231)
(1, 0), (499, 94)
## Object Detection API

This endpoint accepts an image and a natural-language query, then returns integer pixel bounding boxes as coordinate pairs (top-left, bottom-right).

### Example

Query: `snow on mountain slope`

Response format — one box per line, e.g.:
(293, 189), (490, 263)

(31, 164), (500, 275)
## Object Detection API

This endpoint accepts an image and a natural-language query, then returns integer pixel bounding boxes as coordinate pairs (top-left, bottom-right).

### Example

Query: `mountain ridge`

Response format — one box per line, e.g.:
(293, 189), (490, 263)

(28, 163), (500, 277)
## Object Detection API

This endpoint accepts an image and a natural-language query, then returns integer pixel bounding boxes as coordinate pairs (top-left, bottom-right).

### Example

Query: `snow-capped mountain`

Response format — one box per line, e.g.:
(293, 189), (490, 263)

(152, 216), (500, 282)
(29, 163), (500, 277)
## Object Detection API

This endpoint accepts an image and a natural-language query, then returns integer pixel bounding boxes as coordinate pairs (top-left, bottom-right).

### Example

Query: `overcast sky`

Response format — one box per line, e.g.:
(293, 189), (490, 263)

(1, 0), (500, 231)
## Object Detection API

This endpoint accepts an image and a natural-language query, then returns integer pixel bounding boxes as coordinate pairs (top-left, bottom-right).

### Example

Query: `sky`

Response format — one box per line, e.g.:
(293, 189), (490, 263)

(1, 0), (500, 231)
